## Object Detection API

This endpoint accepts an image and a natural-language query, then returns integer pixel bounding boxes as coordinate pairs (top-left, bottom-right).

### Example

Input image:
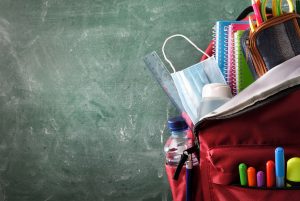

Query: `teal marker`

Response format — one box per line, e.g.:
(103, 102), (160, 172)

(239, 163), (248, 186)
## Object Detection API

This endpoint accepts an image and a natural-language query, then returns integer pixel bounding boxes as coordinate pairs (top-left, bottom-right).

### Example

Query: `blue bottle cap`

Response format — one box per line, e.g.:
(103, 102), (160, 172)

(167, 116), (188, 132)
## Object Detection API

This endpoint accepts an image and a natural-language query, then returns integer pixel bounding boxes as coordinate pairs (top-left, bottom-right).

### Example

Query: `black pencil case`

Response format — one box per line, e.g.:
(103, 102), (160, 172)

(241, 13), (300, 79)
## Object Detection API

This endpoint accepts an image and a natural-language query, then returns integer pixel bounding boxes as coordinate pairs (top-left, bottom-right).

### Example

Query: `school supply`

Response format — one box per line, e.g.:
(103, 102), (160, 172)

(239, 163), (248, 186)
(257, 171), (265, 187)
(255, 0), (261, 9)
(261, 0), (294, 19)
(241, 1), (300, 78)
(260, 0), (269, 21)
(227, 23), (249, 95)
(144, 5), (300, 201)
(191, 54), (300, 200)
(251, 0), (263, 26)
(266, 160), (276, 187)
(234, 30), (255, 93)
(275, 147), (285, 187)
(162, 34), (226, 124)
(143, 51), (184, 112)
(277, 0), (295, 15)
(186, 155), (192, 201)
(247, 167), (257, 187)
(248, 16), (256, 32)
(286, 157), (300, 187)
(214, 20), (249, 81)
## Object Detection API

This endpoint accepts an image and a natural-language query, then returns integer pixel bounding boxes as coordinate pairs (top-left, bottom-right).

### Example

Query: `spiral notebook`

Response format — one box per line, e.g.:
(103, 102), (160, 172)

(214, 20), (249, 83)
(227, 23), (249, 95)
(234, 30), (254, 93)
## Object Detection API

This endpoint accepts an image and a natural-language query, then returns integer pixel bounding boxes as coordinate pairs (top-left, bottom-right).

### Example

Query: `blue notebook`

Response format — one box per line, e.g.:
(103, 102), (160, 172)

(214, 20), (248, 83)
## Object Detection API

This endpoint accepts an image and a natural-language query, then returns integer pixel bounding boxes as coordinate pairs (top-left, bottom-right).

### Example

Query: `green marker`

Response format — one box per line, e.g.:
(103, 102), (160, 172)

(239, 163), (248, 186)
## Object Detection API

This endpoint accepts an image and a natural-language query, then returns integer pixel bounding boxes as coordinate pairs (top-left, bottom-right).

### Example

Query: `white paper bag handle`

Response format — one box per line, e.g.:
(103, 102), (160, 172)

(162, 34), (210, 73)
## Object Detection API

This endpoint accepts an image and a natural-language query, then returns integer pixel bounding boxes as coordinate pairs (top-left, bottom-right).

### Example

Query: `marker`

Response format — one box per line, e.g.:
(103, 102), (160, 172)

(257, 171), (265, 187)
(266, 160), (276, 187)
(286, 157), (300, 187)
(252, 0), (263, 26)
(247, 167), (257, 187)
(275, 147), (285, 188)
(186, 154), (192, 201)
(239, 163), (248, 186)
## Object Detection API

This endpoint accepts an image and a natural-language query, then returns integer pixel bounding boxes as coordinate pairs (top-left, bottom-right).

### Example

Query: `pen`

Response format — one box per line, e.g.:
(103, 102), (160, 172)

(247, 167), (257, 187)
(252, 0), (263, 26)
(275, 147), (285, 188)
(186, 154), (192, 201)
(257, 171), (265, 187)
(286, 157), (300, 187)
(266, 160), (276, 187)
(239, 163), (248, 186)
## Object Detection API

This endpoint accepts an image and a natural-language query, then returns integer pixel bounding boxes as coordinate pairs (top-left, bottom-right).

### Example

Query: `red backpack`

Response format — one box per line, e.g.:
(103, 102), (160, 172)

(165, 7), (300, 201)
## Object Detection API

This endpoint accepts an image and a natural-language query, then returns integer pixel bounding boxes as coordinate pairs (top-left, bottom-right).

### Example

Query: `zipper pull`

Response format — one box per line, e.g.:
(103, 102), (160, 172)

(246, 38), (250, 47)
(173, 151), (188, 180)
(173, 145), (199, 180)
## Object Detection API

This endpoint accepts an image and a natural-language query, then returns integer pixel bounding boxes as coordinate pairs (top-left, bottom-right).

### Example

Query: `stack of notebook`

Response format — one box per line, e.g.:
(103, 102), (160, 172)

(214, 20), (254, 95)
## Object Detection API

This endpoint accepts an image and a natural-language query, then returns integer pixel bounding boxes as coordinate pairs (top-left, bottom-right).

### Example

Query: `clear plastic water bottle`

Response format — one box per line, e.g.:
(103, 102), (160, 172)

(164, 116), (195, 166)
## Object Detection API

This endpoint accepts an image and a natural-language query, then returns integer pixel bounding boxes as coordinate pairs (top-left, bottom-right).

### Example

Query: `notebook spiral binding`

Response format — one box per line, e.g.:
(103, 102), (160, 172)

(228, 30), (237, 96)
(223, 25), (229, 83)
(212, 25), (216, 57)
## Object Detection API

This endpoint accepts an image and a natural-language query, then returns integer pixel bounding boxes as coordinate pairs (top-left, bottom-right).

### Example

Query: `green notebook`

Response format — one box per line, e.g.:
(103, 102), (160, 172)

(234, 30), (254, 93)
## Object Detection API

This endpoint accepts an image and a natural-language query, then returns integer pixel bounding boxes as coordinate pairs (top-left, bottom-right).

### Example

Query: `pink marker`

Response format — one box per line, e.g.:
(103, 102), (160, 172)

(252, 0), (263, 26)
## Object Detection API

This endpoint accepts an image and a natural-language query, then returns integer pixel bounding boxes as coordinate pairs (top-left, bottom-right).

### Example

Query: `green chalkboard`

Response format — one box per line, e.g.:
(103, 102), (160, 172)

(0, 0), (248, 201)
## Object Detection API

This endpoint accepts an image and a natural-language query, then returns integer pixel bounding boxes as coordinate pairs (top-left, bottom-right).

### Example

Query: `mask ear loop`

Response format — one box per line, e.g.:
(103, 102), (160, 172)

(161, 34), (210, 73)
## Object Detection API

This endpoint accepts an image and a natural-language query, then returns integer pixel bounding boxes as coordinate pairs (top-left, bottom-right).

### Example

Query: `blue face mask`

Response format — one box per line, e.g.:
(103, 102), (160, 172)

(162, 34), (226, 123)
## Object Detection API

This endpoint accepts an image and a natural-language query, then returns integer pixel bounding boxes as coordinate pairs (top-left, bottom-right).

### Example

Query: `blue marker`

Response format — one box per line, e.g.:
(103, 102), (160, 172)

(275, 147), (285, 188)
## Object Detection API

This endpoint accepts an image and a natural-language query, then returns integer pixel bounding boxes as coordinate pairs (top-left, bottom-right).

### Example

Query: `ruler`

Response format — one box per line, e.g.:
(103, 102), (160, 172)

(143, 51), (183, 112)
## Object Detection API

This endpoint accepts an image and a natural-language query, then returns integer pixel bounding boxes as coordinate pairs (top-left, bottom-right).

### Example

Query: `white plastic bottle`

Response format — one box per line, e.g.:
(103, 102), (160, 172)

(197, 83), (232, 118)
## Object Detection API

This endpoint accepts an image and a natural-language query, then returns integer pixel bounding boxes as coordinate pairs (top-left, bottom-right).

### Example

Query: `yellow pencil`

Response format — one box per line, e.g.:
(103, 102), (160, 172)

(249, 16), (256, 33)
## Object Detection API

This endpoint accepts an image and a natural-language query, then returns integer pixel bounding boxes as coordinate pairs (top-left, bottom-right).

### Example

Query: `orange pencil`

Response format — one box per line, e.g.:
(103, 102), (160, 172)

(247, 167), (257, 187)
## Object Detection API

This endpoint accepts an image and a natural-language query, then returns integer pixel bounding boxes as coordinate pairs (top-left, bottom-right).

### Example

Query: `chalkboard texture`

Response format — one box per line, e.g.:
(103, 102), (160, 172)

(0, 0), (248, 201)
